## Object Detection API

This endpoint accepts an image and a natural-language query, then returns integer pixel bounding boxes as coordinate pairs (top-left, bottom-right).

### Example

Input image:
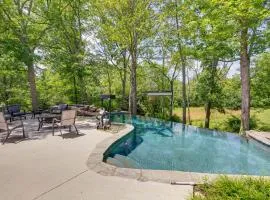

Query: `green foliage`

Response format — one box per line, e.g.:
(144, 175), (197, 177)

(223, 76), (241, 109)
(195, 66), (224, 110)
(225, 115), (258, 133)
(191, 176), (270, 200)
(0, 0), (269, 131)
(138, 95), (171, 120)
(37, 67), (70, 108)
(0, 52), (31, 109)
(252, 53), (270, 107)
(170, 114), (181, 122)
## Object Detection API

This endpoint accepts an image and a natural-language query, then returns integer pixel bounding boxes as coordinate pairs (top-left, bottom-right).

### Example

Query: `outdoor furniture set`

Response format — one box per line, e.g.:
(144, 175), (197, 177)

(0, 104), (111, 144)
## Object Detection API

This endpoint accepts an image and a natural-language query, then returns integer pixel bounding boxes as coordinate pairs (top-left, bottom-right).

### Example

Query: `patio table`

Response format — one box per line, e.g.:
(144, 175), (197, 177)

(37, 113), (61, 131)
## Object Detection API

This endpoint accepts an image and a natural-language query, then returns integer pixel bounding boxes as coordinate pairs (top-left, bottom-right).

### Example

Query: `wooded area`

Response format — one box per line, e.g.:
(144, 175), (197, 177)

(0, 0), (269, 134)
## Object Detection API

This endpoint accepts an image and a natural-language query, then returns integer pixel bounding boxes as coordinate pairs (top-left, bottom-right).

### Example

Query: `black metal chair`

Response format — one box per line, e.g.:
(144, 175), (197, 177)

(7, 104), (26, 121)
(31, 108), (43, 119)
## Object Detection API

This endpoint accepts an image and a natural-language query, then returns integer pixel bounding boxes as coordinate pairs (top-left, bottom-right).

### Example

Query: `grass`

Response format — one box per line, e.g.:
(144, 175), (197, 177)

(174, 107), (270, 132)
(191, 176), (270, 200)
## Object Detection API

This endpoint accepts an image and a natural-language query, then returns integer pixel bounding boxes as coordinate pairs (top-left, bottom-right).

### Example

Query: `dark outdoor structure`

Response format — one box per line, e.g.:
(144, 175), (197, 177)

(144, 91), (173, 97)
(144, 91), (173, 118)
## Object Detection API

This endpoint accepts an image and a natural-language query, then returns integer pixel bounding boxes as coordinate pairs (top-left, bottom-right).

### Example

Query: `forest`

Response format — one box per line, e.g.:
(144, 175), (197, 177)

(0, 0), (269, 134)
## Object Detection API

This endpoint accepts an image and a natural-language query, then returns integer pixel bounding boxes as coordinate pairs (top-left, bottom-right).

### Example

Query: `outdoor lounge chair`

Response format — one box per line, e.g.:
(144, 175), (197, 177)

(52, 110), (78, 136)
(76, 105), (100, 117)
(51, 104), (68, 114)
(7, 104), (26, 121)
(0, 112), (25, 144)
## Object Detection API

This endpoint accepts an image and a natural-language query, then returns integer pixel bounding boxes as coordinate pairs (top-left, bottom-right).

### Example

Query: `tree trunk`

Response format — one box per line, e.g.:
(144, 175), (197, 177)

(203, 60), (218, 129)
(187, 68), (191, 125)
(107, 69), (112, 95)
(129, 50), (137, 115)
(161, 45), (165, 117)
(27, 61), (38, 111)
(121, 52), (127, 110)
(169, 81), (174, 119)
(205, 101), (211, 128)
(73, 75), (78, 104)
(174, 0), (187, 124)
(3, 75), (9, 104)
(182, 61), (187, 124)
(240, 28), (250, 133)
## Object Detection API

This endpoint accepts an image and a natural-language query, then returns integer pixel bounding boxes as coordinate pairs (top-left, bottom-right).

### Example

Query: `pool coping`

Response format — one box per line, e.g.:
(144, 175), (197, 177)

(87, 124), (270, 184)
(247, 130), (270, 147)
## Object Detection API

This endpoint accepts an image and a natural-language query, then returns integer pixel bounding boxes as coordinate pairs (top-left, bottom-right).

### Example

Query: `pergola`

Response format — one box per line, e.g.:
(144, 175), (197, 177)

(144, 91), (173, 118)
(144, 91), (172, 96)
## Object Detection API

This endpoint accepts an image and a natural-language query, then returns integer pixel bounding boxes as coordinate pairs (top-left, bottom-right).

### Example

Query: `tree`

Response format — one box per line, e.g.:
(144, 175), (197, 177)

(181, 0), (237, 128)
(44, 0), (90, 104)
(160, 0), (189, 123)
(0, 0), (51, 110)
(91, 0), (154, 114)
(174, 0), (188, 124)
(212, 0), (269, 133)
(195, 63), (225, 128)
(93, 37), (130, 110)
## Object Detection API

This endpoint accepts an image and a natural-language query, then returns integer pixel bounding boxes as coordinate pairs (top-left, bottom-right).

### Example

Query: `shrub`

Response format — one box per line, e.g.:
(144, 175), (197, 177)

(191, 176), (270, 200)
(170, 114), (181, 122)
(224, 115), (258, 133)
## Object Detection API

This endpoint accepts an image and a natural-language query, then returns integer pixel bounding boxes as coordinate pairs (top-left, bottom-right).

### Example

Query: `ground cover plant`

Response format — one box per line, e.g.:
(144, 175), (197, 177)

(191, 176), (270, 200)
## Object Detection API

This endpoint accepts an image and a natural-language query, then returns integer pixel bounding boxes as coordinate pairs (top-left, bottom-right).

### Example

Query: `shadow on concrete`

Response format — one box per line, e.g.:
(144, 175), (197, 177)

(58, 132), (86, 139)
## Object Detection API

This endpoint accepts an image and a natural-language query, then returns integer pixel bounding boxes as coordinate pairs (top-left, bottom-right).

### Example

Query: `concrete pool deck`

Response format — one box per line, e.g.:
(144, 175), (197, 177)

(248, 130), (270, 147)
(0, 118), (192, 200)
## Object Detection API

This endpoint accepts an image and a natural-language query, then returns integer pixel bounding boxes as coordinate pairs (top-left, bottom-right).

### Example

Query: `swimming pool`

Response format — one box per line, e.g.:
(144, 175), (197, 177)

(104, 114), (270, 176)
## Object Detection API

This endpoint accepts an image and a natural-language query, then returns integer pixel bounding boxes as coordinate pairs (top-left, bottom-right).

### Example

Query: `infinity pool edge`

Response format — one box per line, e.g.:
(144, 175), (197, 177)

(87, 123), (270, 184)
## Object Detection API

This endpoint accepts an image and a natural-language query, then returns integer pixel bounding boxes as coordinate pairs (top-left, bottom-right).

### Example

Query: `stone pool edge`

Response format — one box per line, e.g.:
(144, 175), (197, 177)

(87, 124), (270, 184)
(247, 130), (270, 147)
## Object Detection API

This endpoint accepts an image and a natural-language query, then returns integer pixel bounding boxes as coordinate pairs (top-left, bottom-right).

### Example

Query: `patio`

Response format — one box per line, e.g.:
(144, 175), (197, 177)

(0, 117), (192, 200)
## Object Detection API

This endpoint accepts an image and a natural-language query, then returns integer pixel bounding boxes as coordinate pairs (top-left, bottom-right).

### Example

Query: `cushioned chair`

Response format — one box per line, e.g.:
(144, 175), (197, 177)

(52, 110), (78, 136)
(0, 112), (25, 144)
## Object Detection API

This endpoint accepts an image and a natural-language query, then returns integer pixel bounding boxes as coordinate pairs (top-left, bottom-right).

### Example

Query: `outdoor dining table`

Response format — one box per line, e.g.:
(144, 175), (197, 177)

(37, 113), (61, 131)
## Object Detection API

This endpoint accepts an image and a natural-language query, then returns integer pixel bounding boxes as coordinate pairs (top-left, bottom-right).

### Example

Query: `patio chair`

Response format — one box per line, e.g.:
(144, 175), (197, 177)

(52, 110), (78, 136)
(7, 104), (26, 121)
(96, 109), (111, 129)
(0, 112), (25, 144)
(1, 106), (11, 121)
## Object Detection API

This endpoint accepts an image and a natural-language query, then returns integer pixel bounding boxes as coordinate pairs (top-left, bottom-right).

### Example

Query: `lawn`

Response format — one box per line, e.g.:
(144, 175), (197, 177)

(174, 107), (270, 133)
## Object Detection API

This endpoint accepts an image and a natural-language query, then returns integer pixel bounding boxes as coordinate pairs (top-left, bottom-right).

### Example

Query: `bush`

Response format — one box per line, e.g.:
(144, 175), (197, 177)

(170, 114), (181, 122)
(191, 176), (270, 200)
(224, 115), (258, 133)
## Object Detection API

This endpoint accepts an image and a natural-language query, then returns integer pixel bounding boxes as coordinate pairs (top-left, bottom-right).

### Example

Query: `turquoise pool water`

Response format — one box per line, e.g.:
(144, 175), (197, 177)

(104, 114), (270, 176)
